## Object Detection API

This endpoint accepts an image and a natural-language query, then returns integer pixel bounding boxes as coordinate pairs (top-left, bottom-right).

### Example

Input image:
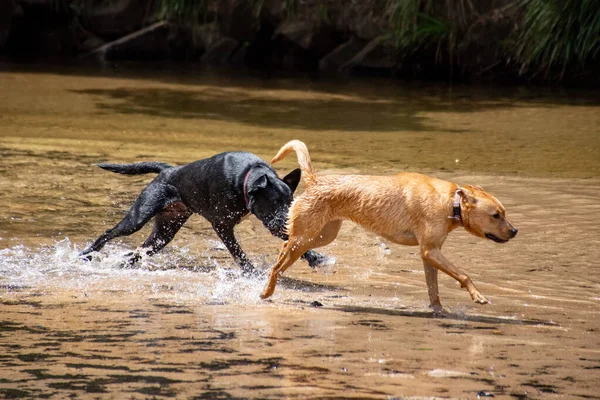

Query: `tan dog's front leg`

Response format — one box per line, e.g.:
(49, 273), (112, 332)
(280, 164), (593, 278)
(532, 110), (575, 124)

(420, 247), (489, 304)
(423, 261), (443, 313)
(261, 221), (341, 300)
(260, 241), (288, 299)
(260, 238), (309, 299)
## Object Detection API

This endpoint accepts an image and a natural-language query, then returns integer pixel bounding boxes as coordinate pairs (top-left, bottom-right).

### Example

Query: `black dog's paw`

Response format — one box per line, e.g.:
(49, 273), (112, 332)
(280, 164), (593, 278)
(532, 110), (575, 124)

(306, 252), (336, 269)
(80, 253), (93, 262)
(429, 304), (446, 317)
(241, 266), (263, 278)
(120, 251), (142, 268)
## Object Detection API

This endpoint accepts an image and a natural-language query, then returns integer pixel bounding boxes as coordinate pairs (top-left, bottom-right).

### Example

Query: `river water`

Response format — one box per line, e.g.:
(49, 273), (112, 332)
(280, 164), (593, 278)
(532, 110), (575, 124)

(0, 64), (599, 399)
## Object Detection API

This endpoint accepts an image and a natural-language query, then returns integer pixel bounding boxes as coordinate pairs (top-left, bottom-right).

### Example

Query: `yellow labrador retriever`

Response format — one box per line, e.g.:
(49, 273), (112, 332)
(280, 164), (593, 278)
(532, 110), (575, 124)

(261, 140), (518, 311)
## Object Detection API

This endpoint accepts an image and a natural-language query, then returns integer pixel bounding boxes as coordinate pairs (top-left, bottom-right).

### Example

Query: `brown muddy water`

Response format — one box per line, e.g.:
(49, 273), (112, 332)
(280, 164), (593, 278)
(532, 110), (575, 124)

(0, 64), (599, 399)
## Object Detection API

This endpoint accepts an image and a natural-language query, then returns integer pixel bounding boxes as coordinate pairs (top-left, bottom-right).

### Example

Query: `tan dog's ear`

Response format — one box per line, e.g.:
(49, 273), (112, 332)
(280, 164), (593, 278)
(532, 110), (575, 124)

(465, 184), (484, 191)
(457, 187), (478, 205)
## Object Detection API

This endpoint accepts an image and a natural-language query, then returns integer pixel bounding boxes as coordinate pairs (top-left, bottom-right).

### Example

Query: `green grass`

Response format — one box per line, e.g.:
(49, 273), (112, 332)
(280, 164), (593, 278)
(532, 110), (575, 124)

(517, 0), (600, 78)
(385, 0), (465, 67)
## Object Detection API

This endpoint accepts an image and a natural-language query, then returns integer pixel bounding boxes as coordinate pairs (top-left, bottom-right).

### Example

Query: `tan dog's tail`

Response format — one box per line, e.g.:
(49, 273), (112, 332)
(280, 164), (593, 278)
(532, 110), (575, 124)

(271, 140), (316, 186)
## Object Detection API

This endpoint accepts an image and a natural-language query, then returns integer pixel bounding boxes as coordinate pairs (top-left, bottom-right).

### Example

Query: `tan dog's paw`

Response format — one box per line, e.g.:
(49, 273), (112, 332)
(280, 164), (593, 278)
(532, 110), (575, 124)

(260, 288), (274, 300)
(470, 291), (490, 304)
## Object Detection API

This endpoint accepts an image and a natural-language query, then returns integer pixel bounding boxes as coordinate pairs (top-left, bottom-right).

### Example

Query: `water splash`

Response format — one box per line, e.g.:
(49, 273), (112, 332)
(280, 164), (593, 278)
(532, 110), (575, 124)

(0, 238), (268, 304)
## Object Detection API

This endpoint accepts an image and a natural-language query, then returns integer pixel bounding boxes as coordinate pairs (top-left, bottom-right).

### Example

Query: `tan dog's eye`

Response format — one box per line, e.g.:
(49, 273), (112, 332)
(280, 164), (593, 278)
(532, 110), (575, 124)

(492, 212), (501, 219)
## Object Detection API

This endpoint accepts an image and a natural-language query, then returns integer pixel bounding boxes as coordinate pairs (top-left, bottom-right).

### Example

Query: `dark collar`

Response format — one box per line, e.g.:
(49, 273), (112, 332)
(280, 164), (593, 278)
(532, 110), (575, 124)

(449, 189), (462, 224)
(243, 169), (252, 210)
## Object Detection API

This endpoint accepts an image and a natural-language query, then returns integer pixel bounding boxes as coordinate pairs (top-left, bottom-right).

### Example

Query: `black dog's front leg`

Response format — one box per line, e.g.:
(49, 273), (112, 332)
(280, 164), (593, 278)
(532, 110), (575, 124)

(212, 223), (255, 273)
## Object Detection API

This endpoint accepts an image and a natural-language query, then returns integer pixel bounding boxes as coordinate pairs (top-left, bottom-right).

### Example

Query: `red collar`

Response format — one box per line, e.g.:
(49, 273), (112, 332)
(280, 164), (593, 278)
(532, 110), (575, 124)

(243, 170), (252, 210)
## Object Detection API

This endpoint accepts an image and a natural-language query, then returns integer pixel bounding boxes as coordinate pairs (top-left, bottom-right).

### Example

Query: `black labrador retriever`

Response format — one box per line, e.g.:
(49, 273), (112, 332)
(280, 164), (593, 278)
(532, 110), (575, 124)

(80, 151), (326, 272)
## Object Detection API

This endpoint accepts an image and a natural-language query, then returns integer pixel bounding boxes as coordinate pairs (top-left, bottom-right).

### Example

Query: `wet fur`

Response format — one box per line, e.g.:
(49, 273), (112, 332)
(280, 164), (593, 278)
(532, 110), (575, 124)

(261, 140), (518, 311)
(81, 152), (326, 272)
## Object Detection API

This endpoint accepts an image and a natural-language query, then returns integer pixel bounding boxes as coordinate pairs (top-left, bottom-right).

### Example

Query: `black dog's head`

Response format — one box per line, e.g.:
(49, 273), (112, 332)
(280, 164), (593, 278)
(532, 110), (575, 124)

(246, 167), (301, 237)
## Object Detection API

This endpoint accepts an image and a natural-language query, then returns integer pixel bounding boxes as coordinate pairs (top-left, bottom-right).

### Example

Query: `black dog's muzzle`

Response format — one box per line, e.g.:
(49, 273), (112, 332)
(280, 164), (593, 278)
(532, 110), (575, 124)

(261, 210), (288, 239)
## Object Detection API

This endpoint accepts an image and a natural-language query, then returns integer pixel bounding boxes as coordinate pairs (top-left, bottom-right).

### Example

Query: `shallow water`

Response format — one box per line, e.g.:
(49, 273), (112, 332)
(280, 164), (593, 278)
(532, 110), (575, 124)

(1, 64), (599, 399)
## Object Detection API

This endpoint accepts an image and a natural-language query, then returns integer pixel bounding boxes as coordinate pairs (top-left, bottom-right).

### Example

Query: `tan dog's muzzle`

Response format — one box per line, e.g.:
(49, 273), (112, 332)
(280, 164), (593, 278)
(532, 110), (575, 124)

(484, 222), (518, 243)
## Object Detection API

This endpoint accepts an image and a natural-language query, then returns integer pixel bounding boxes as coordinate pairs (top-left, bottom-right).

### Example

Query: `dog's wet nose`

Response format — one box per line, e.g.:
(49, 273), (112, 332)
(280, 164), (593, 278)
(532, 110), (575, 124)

(509, 227), (518, 237)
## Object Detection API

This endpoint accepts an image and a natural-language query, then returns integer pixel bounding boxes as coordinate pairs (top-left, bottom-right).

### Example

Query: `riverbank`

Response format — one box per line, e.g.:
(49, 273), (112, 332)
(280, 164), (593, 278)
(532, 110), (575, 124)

(1, 0), (599, 85)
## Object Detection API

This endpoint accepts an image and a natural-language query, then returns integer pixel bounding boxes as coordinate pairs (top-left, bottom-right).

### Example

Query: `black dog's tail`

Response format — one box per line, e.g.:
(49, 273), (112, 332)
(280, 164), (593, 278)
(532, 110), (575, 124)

(97, 162), (173, 175)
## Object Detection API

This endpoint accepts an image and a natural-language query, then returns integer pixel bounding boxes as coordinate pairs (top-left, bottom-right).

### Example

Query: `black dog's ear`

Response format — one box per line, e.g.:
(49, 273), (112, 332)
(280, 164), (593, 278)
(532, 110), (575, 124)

(249, 174), (268, 191)
(282, 168), (301, 193)
(246, 173), (268, 211)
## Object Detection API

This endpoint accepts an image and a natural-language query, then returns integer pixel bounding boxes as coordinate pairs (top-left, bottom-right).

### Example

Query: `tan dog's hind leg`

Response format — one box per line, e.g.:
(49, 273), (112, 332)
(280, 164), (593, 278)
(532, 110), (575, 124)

(423, 261), (443, 312)
(421, 247), (489, 304)
(261, 220), (342, 299)
(310, 220), (343, 248)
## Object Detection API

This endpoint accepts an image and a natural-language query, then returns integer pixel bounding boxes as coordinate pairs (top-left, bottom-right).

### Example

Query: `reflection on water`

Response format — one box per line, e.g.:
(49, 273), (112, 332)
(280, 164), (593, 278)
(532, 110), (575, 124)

(0, 64), (599, 399)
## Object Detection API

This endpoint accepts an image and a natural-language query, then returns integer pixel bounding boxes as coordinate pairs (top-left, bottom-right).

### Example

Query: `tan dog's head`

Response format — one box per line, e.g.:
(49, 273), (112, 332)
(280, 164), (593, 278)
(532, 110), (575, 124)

(458, 185), (518, 243)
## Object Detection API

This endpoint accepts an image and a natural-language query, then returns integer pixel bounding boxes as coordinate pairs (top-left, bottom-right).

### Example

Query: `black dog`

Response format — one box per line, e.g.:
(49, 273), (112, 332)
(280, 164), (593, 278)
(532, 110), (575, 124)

(81, 152), (326, 272)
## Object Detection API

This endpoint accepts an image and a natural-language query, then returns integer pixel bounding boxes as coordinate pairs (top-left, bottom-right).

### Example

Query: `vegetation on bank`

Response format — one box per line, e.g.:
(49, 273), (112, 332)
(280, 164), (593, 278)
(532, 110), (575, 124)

(154, 0), (600, 80)
(389, 0), (599, 78)
(517, 0), (600, 78)
(6, 0), (600, 82)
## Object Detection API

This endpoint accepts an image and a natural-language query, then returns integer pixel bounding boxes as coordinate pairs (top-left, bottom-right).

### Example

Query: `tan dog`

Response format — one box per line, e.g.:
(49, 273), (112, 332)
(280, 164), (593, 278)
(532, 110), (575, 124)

(260, 140), (518, 311)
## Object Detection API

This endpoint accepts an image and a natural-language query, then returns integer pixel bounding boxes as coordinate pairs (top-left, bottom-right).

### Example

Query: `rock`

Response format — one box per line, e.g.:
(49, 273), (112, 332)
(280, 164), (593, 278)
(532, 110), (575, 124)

(220, 0), (258, 42)
(276, 20), (343, 56)
(79, 0), (149, 38)
(457, 7), (517, 77)
(0, 0), (16, 48)
(200, 36), (239, 65)
(341, 35), (396, 71)
(228, 43), (248, 67)
(167, 25), (201, 61)
(257, 0), (287, 25)
(319, 36), (367, 72)
(275, 20), (312, 49)
(334, 2), (388, 40)
(72, 20), (106, 53)
(273, 19), (344, 72)
(243, 21), (276, 71)
(311, 25), (345, 59)
(192, 23), (222, 50)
